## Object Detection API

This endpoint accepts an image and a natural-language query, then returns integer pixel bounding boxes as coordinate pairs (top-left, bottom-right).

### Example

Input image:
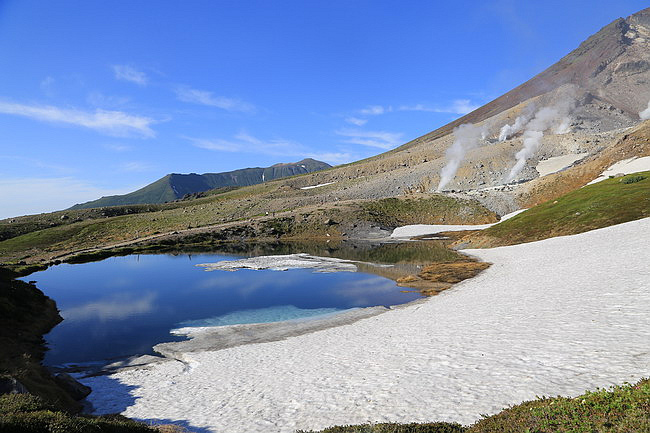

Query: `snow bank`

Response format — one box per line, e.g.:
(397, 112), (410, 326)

(588, 156), (650, 185)
(390, 209), (526, 239)
(83, 218), (650, 433)
(196, 253), (358, 273)
(300, 182), (336, 190)
(535, 153), (588, 177)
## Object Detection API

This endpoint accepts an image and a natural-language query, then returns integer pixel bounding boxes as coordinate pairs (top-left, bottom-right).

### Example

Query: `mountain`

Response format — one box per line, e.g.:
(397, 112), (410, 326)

(69, 158), (331, 209)
(400, 7), (650, 148)
(3, 7), (650, 262)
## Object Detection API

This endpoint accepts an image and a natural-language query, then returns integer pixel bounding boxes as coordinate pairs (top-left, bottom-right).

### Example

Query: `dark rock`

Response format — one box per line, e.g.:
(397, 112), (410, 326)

(54, 373), (91, 400)
(0, 377), (29, 394)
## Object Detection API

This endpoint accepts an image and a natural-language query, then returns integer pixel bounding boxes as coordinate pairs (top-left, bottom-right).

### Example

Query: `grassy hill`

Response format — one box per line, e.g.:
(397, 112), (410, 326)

(69, 158), (331, 209)
(460, 171), (650, 248)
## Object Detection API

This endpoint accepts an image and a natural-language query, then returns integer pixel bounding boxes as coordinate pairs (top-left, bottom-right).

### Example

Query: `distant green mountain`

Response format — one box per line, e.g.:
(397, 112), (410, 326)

(69, 158), (331, 210)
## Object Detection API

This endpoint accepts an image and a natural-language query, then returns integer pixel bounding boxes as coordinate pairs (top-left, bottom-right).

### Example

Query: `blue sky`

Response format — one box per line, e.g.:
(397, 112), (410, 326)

(0, 0), (647, 218)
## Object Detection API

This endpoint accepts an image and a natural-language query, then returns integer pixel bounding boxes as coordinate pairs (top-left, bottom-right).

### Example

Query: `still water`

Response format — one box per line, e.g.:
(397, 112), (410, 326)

(24, 244), (437, 365)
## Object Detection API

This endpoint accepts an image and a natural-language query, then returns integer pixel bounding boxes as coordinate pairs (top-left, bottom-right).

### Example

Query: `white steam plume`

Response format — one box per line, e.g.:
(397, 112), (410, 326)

(498, 104), (536, 142)
(499, 116), (526, 141)
(505, 100), (574, 182)
(436, 123), (485, 191)
(640, 100), (650, 120)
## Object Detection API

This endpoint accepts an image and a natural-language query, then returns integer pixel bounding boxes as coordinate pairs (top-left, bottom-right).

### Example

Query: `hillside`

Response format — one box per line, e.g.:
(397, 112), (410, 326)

(2, 8), (650, 266)
(69, 158), (331, 209)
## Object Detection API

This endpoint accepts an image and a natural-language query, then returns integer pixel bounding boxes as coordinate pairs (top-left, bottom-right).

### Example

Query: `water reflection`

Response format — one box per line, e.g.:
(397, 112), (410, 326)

(24, 241), (457, 365)
(25, 246), (434, 365)
(62, 292), (156, 322)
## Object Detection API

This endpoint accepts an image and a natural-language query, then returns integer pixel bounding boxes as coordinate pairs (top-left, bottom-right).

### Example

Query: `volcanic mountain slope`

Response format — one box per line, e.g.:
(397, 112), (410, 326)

(69, 158), (331, 209)
(2, 8), (650, 264)
(259, 6), (650, 214)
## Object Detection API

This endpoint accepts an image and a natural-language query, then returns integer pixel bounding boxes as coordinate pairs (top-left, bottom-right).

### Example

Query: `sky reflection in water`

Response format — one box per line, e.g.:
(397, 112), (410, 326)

(24, 252), (420, 365)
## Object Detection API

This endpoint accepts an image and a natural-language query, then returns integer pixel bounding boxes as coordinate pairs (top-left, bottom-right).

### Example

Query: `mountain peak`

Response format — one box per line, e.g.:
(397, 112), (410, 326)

(70, 159), (331, 209)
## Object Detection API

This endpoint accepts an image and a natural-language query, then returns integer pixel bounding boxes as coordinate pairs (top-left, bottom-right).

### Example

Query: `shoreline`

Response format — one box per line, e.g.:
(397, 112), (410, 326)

(80, 218), (650, 433)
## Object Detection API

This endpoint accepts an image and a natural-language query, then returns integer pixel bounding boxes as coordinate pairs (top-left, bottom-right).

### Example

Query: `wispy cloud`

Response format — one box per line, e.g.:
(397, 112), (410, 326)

(398, 99), (480, 115)
(40, 76), (55, 97)
(359, 105), (392, 115)
(185, 137), (241, 152)
(0, 101), (156, 138)
(0, 155), (71, 174)
(345, 117), (367, 126)
(103, 143), (131, 152)
(87, 91), (130, 108)
(119, 161), (154, 172)
(0, 177), (133, 219)
(335, 128), (404, 150)
(304, 152), (353, 165)
(62, 293), (156, 322)
(184, 132), (353, 165)
(175, 86), (255, 113)
(112, 65), (148, 86)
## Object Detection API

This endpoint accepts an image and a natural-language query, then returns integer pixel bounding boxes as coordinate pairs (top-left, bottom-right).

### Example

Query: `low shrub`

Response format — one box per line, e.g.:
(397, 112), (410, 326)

(297, 422), (466, 433)
(621, 175), (647, 184)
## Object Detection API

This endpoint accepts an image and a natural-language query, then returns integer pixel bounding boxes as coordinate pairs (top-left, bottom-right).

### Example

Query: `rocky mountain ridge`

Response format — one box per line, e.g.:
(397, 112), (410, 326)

(69, 158), (331, 210)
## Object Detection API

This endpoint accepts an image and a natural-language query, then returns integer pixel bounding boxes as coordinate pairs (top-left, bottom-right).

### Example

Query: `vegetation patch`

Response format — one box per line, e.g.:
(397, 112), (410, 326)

(0, 394), (158, 433)
(359, 196), (497, 228)
(418, 261), (490, 284)
(466, 170), (650, 247)
(469, 378), (650, 433)
(0, 268), (78, 412)
(396, 258), (490, 295)
(304, 379), (650, 433)
(297, 422), (466, 433)
(620, 175), (646, 184)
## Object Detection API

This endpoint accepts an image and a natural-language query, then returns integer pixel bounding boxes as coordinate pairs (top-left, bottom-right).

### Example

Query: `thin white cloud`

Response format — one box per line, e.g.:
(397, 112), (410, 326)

(0, 177), (134, 219)
(345, 117), (368, 126)
(40, 76), (55, 96)
(304, 152), (353, 165)
(119, 161), (154, 172)
(0, 155), (71, 175)
(359, 105), (391, 115)
(0, 101), (156, 138)
(62, 293), (156, 322)
(336, 129), (404, 150)
(175, 86), (255, 113)
(112, 65), (148, 86)
(398, 99), (480, 115)
(87, 91), (130, 108)
(103, 143), (131, 152)
(184, 132), (353, 165)
(184, 137), (242, 152)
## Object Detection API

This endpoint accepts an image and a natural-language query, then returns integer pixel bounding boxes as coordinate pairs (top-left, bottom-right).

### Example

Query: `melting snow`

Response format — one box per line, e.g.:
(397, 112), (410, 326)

(196, 253), (358, 273)
(535, 153), (589, 177)
(390, 209), (526, 239)
(83, 218), (650, 433)
(587, 156), (650, 185)
(300, 182), (336, 190)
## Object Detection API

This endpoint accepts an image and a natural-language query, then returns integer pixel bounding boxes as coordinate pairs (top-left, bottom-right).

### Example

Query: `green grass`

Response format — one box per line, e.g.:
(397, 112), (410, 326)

(0, 394), (157, 433)
(304, 379), (650, 433)
(359, 196), (497, 228)
(482, 171), (650, 245)
(297, 423), (466, 433)
(470, 378), (650, 433)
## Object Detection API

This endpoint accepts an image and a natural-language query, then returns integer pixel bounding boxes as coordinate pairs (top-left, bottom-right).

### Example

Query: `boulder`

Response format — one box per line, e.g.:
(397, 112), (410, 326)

(0, 377), (29, 394)
(54, 373), (91, 400)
